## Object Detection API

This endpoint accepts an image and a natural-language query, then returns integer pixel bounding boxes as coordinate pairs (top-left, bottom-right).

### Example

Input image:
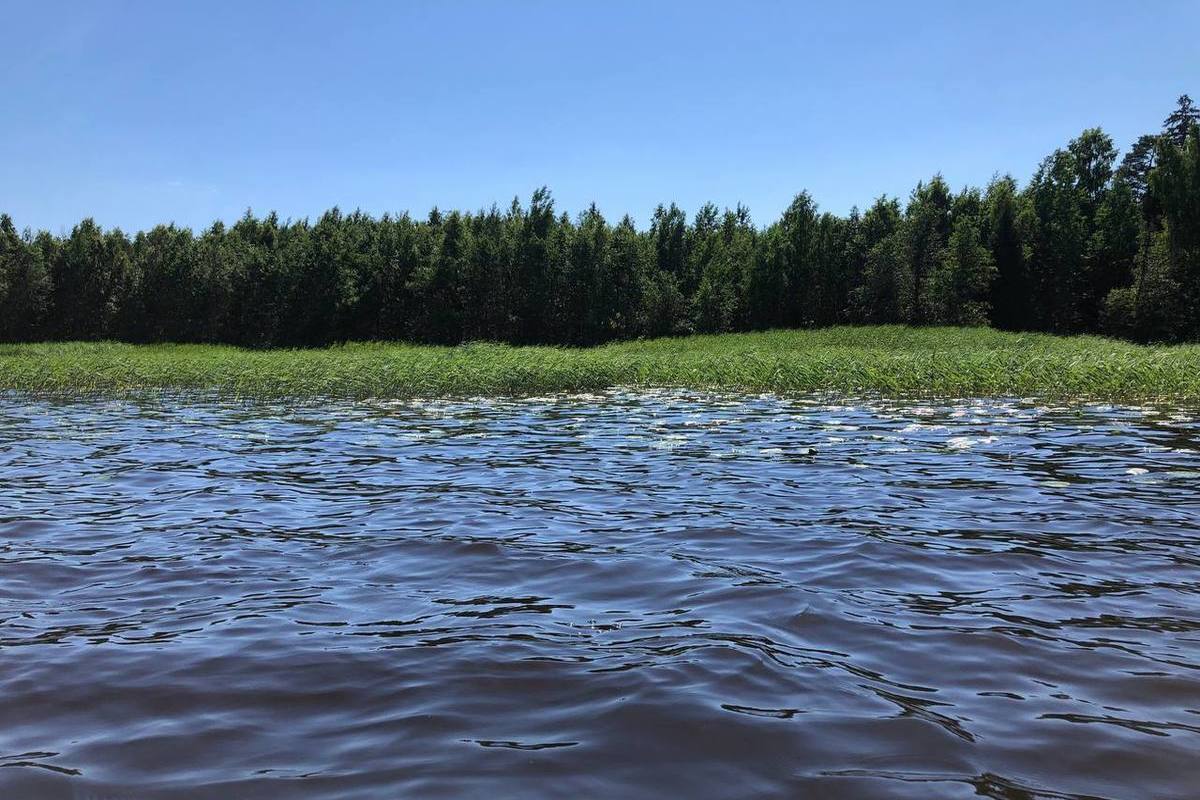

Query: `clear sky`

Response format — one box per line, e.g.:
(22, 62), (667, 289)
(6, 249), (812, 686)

(3, 0), (1198, 233)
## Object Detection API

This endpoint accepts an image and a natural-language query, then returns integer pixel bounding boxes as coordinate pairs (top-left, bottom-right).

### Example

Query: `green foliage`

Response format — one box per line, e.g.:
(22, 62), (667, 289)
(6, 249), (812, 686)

(2, 97), (1199, 347)
(983, 177), (1028, 330)
(133, 224), (198, 341)
(1, 327), (1196, 401)
(1164, 95), (1200, 146)
(901, 176), (953, 324)
(1085, 179), (1140, 327)
(850, 197), (904, 323)
(1022, 152), (1080, 331)
(0, 215), (52, 341)
(929, 214), (996, 326)
(1117, 134), (1160, 202)
(1101, 286), (1138, 339)
(1128, 231), (1187, 341)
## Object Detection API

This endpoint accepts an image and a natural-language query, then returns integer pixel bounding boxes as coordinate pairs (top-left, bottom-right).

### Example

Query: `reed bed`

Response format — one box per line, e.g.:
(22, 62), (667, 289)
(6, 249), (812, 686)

(2, 326), (1198, 401)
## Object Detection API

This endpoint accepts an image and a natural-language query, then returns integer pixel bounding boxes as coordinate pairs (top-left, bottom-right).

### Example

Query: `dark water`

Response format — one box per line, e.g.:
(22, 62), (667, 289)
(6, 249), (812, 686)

(2, 391), (1199, 799)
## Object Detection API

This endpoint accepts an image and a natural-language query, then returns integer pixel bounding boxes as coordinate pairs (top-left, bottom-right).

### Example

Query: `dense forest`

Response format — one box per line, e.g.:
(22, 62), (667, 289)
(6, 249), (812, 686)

(2, 97), (1198, 348)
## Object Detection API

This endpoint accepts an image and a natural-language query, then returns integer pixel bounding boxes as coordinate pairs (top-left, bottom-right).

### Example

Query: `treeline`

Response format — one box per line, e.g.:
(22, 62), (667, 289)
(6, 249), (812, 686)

(2, 97), (1199, 347)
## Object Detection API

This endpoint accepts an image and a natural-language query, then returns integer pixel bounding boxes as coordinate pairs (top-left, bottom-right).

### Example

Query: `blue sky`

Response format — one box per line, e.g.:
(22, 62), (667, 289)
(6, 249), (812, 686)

(3, 0), (1198, 233)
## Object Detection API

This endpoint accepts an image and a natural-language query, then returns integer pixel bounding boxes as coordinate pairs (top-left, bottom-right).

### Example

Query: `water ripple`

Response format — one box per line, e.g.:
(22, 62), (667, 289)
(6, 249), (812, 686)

(1, 390), (1198, 798)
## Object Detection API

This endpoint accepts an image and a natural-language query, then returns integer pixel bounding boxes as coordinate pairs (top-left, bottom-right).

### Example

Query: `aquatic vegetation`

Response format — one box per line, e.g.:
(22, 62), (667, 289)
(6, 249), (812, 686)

(2, 326), (1198, 400)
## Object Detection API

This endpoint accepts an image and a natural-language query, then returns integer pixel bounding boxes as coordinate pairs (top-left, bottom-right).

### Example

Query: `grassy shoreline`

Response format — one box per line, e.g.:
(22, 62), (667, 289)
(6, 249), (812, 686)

(1, 326), (1199, 401)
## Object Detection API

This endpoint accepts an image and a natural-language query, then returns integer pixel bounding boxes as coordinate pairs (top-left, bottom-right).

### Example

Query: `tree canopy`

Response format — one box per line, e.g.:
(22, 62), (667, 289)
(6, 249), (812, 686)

(3, 97), (1199, 346)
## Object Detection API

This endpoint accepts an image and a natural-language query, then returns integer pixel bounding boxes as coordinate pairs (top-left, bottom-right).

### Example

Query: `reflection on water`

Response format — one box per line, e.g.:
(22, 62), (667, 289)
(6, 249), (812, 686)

(1, 390), (1198, 799)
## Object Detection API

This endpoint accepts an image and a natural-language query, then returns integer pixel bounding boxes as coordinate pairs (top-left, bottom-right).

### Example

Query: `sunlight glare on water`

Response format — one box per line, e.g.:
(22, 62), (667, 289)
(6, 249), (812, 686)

(1, 390), (1199, 799)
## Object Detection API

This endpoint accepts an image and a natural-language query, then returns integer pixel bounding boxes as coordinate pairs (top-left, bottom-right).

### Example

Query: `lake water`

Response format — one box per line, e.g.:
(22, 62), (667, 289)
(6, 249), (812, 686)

(2, 391), (1199, 799)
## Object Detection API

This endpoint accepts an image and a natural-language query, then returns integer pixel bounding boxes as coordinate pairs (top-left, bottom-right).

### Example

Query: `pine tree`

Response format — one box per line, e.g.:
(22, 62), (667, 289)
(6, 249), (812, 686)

(1164, 94), (1200, 146)
(902, 176), (952, 324)
(0, 215), (51, 341)
(930, 215), (996, 325)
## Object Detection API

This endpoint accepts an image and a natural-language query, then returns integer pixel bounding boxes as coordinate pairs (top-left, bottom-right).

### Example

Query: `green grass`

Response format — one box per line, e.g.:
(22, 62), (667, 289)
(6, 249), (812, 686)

(1, 326), (1199, 400)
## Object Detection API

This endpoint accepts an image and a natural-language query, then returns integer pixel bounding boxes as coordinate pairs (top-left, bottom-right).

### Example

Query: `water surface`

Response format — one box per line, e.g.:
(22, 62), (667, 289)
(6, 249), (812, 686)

(2, 391), (1199, 799)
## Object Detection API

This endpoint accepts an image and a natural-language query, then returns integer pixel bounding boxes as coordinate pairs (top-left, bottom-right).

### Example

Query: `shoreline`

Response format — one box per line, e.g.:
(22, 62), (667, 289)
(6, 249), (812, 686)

(2, 326), (1198, 401)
